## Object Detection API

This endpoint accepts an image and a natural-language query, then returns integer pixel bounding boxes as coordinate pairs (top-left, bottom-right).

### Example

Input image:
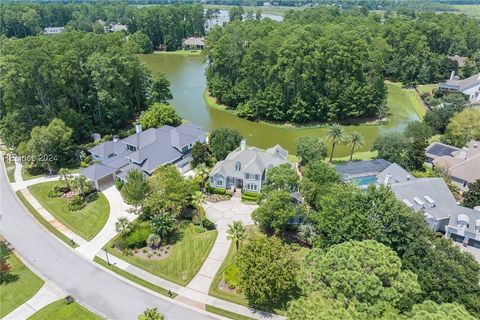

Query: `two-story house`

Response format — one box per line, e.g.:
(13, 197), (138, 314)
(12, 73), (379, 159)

(209, 140), (288, 193)
(80, 122), (206, 189)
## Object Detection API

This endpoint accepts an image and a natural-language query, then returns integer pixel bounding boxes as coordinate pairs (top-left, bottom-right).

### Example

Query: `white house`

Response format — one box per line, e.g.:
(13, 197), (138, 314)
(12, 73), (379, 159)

(209, 140), (288, 192)
(439, 72), (480, 103)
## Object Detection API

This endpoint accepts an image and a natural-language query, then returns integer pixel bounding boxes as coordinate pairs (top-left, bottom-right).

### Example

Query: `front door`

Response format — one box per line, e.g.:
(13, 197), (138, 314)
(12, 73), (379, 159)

(236, 178), (243, 188)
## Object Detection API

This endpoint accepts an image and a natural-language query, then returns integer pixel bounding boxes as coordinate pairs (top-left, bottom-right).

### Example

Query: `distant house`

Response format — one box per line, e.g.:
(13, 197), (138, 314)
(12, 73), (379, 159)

(430, 140), (480, 189)
(439, 72), (480, 102)
(209, 140), (288, 193)
(81, 122), (206, 189)
(44, 27), (64, 35)
(335, 160), (480, 248)
(447, 55), (467, 68)
(182, 37), (205, 50)
(109, 23), (128, 33)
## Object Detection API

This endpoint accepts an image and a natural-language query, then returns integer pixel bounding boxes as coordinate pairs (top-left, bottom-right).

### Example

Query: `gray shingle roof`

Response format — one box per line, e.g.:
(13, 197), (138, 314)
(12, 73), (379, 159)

(439, 73), (480, 91)
(210, 145), (288, 178)
(80, 163), (117, 181)
(377, 163), (415, 185)
(335, 159), (391, 177)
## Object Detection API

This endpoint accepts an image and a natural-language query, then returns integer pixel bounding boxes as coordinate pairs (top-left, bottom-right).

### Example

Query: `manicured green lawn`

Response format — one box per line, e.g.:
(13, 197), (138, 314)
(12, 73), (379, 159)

(27, 300), (101, 320)
(155, 49), (202, 56)
(93, 257), (174, 298)
(28, 181), (110, 241)
(205, 305), (255, 320)
(416, 84), (438, 96)
(0, 242), (44, 318)
(22, 167), (44, 181)
(106, 224), (217, 286)
(331, 150), (379, 163)
(16, 191), (78, 248)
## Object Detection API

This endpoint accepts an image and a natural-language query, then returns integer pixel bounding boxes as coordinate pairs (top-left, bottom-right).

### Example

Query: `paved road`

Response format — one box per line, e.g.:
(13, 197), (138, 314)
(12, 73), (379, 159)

(0, 160), (217, 320)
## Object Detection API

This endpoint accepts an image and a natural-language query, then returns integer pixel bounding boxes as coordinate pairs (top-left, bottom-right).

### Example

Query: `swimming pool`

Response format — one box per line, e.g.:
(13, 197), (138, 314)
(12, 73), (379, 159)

(352, 175), (378, 187)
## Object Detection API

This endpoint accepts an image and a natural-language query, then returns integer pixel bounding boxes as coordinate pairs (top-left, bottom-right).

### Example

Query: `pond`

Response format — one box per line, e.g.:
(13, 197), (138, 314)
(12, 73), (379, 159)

(139, 53), (420, 157)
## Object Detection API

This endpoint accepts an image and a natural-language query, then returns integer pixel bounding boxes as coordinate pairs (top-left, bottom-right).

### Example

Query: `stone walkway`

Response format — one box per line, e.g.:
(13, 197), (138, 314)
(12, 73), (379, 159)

(19, 188), (88, 246)
(186, 198), (257, 294)
(76, 185), (135, 259)
(4, 282), (65, 320)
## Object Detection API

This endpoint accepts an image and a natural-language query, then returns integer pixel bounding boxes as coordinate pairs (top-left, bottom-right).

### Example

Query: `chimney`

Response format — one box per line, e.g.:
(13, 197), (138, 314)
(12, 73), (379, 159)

(135, 122), (142, 134)
(450, 71), (455, 80)
(383, 173), (392, 186)
(240, 139), (246, 151)
(113, 135), (119, 143)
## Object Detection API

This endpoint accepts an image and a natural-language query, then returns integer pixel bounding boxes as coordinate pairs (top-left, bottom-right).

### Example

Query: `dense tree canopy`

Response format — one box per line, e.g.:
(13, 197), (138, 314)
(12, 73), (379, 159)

(462, 179), (480, 209)
(0, 31), (154, 148)
(261, 163), (299, 195)
(205, 7), (480, 124)
(444, 108), (480, 147)
(236, 233), (299, 308)
(139, 103), (181, 129)
(299, 240), (420, 316)
(0, 3), (205, 51)
(208, 128), (243, 160)
(295, 136), (327, 165)
(252, 190), (297, 233)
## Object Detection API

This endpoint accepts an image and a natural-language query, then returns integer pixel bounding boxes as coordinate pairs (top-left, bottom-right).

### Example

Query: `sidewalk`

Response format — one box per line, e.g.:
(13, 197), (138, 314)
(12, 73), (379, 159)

(96, 254), (284, 320)
(19, 188), (88, 246)
(76, 185), (135, 259)
(3, 283), (65, 320)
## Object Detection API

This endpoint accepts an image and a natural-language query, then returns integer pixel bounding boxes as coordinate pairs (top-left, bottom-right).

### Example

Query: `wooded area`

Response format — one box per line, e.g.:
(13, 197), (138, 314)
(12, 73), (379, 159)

(205, 7), (480, 123)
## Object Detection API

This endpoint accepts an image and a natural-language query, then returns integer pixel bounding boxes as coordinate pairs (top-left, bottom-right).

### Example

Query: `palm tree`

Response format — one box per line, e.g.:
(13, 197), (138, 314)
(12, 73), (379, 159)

(227, 221), (246, 252)
(115, 217), (131, 236)
(195, 164), (210, 192)
(58, 168), (72, 190)
(138, 308), (164, 320)
(346, 131), (365, 162)
(192, 191), (205, 228)
(146, 233), (162, 249)
(73, 175), (89, 197)
(326, 124), (345, 163)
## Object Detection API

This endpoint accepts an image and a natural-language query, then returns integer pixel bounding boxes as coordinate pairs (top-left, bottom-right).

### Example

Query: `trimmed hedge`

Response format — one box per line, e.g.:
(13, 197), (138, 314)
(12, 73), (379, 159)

(209, 187), (227, 195)
(241, 192), (258, 202)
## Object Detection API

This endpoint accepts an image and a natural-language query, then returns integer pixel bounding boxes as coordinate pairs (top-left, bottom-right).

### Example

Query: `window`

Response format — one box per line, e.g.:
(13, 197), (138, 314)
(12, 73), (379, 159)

(216, 179), (223, 186)
(127, 144), (137, 152)
(235, 161), (241, 172)
(255, 174), (260, 181)
(245, 173), (250, 180)
(246, 183), (257, 191)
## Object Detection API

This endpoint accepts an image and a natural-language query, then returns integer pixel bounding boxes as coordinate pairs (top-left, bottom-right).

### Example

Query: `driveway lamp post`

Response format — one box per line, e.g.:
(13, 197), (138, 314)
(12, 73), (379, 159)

(104, 248), (110, 266)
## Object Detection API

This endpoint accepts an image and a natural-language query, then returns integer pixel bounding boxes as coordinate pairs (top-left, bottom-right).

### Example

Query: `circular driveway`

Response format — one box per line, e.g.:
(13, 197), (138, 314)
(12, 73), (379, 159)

(203, 197), (257, 230)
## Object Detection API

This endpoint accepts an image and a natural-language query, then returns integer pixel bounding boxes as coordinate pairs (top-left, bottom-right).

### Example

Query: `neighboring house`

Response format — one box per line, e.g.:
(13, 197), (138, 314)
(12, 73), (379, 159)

(209, 140), (288, 193)
(425, 142), (460, 163)
(439, 72), (480, 102)
(81, 122), (206, 189)
(110, 23), (128, 32)
(336, 160), (480, 248)
(431, 140), (480, 189)
(335, 159), (392, 188)
(182, 37), (205, 50)
(447, 55), (467, 68)
(44, 27), (64, 35)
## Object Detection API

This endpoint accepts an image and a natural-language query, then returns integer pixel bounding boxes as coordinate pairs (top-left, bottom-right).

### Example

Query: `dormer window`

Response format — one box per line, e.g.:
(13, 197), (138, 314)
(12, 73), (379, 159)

(235, 161), (241, 172)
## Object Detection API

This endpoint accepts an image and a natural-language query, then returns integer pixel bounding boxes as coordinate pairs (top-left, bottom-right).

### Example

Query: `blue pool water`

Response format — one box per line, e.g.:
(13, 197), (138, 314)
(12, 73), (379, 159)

(352, 176), (377, 187)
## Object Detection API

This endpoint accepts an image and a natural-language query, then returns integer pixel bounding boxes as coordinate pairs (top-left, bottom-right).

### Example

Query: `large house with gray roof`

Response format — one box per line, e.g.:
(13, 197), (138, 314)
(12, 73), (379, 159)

(439, 72), (480, 102)
(335, 160), (480, 248)
(81, 122), (206, 189)
(209, 141), (288, 193)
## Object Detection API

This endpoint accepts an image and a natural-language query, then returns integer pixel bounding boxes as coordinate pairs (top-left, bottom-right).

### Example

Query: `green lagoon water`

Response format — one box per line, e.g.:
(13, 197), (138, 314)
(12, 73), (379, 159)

(139, 53), (420, 157)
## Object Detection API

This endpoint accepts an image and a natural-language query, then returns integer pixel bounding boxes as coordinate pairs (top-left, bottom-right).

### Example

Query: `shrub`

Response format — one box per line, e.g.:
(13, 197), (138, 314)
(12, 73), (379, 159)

(209, 187), (226, 195)
(224, 264), (240, 289)
(124, 223), (153, 249)
(47, 186), (63, 198)
(241, 192), (259, 203)
(202, 219), (216, 230)
(115, 178), (123, 190)
(68, 195), (86, 211)
(193, 225), (206, 234)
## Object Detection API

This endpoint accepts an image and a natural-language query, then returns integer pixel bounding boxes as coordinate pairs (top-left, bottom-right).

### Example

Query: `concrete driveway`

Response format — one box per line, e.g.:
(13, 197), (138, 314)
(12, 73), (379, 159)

(203, 197), (257, 230)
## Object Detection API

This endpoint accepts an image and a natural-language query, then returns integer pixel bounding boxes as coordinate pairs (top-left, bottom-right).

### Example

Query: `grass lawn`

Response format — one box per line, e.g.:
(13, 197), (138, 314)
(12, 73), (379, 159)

(27, 300), (101, 320)
(16, 191), (78, 248)
(205, 305), (255, 320)
(28, 181), (110, 241)
(452, 5), (480, 17)
(93, 257), (175, 298)
(22, 167), (45, 181)
(330, 150), (378, 163)
(105, 224), (217, 286)
(416, 84), (438, 96)
(0, 242), (44, 318)
(3, 154), (15, 183)
(154, 49), (202, 56)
